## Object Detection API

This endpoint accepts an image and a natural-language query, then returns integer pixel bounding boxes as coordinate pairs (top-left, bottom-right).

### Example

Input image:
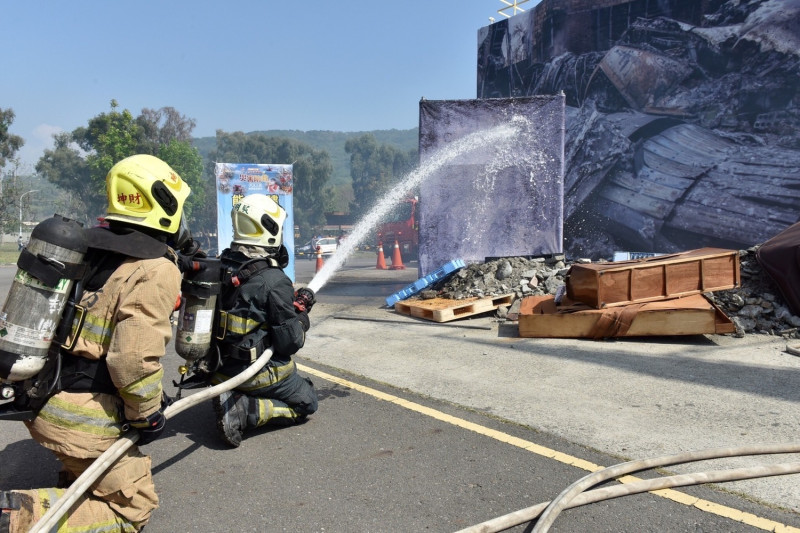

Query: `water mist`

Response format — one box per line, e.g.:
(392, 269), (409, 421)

(307, 118), (525, 293)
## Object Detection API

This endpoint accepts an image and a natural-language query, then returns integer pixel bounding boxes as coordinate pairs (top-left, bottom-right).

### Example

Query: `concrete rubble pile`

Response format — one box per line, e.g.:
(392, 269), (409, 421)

(428, 255), (570, 302)
(425, 248), (800, 339)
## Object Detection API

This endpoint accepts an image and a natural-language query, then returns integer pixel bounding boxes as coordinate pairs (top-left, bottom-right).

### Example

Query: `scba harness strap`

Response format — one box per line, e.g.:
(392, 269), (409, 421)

(17, 248), (87, 288)
(216, 258), (278, 362)
(59, 353), (116, 394)
(54, 234), (179, 395)
(226, 257), (276, 287)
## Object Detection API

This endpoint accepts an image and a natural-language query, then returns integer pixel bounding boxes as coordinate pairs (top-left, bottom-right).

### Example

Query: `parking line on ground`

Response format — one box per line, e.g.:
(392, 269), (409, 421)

(298, 363), (799, 532)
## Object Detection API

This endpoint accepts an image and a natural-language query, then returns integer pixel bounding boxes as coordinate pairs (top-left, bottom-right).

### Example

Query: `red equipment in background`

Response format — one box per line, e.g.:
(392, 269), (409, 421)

(377, 197), (419, 259)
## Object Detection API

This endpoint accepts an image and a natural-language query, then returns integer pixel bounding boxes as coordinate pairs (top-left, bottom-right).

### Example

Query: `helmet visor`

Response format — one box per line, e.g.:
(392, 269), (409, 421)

(170, 214), (193, 252)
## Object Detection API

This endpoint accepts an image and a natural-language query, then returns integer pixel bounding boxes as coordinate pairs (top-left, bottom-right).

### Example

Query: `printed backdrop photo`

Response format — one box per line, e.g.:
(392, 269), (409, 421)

(418, 96), (565, 276)
(215, 163), (295, 282)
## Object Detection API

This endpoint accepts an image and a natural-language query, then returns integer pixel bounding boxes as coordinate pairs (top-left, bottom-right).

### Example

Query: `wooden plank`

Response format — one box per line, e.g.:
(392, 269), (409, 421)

(394, 294), (514, 323)
(518, 294), (735, 338)
(565, 248), (740, 309)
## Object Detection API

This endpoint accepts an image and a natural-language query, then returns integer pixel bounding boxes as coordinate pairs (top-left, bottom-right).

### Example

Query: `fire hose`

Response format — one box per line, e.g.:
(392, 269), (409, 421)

(27, 375), (800, 532)
(456, 443), (800, 533)
(28, 347), (273, 533)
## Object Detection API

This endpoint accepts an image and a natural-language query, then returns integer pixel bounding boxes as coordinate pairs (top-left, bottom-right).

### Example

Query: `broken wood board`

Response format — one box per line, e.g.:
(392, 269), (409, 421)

(394, 294), (513, 323)
(518, 294), (735, 338)
(566, 247), (740, 309)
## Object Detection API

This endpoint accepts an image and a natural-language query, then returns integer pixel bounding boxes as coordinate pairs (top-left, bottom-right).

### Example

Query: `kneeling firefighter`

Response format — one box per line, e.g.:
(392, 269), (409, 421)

(210, 194), (318, 447)
(0, 154), (193, 533)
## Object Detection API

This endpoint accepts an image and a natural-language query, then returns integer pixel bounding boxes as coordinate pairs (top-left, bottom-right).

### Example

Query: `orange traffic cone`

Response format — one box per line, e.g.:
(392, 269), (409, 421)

(376, 242), (387, 270)
(315, 246), (324, 273)
(389, 239), (405, 270)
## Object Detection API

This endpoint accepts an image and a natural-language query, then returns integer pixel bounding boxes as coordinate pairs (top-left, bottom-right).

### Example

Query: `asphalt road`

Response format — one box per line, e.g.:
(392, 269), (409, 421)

(1, 252), (799, 532)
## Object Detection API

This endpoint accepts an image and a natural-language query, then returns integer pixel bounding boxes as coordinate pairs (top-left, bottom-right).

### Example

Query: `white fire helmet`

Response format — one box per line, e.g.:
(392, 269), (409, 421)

(231, 194), (287, 247)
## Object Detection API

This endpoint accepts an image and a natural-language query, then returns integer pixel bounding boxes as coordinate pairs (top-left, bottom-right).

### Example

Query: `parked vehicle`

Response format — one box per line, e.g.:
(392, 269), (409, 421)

(296, 237), (338, 260)
(313, 237), (338, 256)
(294, 240), (314, 259)
(377, 197), (419, 258)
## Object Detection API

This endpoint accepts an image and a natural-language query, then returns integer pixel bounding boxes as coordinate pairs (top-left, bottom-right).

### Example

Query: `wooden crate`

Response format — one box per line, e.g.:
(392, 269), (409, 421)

(394, 294), (513, 323)
(518, 294), (735, 338)
(566, 247), (740, 309)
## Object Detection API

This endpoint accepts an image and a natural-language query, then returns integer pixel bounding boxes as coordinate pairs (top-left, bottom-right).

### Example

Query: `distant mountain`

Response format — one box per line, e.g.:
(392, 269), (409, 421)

(192, 129), (419, 187)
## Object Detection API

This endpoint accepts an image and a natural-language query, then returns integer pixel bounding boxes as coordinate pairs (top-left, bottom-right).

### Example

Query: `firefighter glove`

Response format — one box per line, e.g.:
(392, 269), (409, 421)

(130, 409), (167, 446)
(179, 238), (205, 256)
(177, 252), (207, 274)
(297, 310), (310, 332)
(294, 287), (316, 313)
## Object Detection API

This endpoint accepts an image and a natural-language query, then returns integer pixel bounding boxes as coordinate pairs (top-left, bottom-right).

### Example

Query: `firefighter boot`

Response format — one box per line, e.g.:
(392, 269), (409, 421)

(212, 391), (252, 447)
(0, 491), (34, 533)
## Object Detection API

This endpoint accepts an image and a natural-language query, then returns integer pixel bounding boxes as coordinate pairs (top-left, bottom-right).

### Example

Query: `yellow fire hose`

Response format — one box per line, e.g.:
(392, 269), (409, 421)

(29, 348), (273, 533)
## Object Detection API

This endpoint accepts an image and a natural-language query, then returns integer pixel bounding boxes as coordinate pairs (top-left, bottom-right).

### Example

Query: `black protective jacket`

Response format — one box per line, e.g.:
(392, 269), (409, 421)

(216, 249), (306, 371)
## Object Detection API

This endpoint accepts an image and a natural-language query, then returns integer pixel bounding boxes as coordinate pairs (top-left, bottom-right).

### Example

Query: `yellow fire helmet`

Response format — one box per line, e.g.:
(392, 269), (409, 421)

(231, 194), (287, 247)
(105, 154), (191, 235)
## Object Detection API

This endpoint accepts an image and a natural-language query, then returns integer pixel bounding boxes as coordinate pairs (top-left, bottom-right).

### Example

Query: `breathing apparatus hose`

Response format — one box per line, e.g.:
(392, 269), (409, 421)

(456, 443), (800, 533)
(28, 347), (274, 533)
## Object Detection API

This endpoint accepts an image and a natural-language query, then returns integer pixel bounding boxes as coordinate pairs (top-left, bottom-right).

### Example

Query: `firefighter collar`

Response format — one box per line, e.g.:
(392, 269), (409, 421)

(86, 226), (170, 259)
(228, 244), (289, 269)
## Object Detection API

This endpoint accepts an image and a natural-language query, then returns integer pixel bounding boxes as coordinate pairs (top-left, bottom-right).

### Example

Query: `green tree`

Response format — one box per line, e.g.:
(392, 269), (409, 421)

(36, 132), (95, 222)
(137, 107), (197, 153)
(210, 131), (332, 241)
(76, 100), (141, 219)
(157, 140), (205, 218)
(37, 101), (203, 228)
(0, 108), (24, 170)
(345, 134), (417, 219)
(0, 108), (25, 237)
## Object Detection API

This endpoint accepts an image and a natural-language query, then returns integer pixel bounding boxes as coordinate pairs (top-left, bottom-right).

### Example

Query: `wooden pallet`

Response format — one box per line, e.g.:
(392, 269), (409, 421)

(394, 294), (514, 323)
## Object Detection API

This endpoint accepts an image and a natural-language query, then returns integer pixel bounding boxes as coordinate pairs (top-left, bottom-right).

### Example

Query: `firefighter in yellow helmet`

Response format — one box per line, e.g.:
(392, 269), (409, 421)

(211, 194), (318, 447)
(0, 154), (193, 532)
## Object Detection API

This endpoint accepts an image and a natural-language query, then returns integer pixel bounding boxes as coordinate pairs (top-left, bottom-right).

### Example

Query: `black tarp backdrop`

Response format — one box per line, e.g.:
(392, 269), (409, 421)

(475, 0), (800, 260)
(757, 221), (800, 316)
(417, 96), (565, 276)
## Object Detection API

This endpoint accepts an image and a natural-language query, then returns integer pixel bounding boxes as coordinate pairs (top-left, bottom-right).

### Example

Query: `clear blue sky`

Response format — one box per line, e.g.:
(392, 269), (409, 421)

(3, 1), (523, 173)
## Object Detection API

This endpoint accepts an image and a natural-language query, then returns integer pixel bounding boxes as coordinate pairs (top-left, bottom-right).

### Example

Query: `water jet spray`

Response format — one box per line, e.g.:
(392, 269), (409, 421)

(306, 119), (524, 294)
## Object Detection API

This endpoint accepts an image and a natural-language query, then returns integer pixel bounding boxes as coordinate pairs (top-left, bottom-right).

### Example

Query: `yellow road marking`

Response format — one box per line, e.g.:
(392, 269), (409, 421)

(298, 363), (800, 532)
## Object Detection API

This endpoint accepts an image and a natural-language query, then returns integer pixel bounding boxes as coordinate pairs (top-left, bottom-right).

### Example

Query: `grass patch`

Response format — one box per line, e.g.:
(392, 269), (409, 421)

(0, 242), (21, 266)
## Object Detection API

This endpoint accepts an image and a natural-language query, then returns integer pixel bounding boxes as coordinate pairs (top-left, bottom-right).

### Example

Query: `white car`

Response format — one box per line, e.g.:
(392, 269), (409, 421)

(310, 237), (337, 258)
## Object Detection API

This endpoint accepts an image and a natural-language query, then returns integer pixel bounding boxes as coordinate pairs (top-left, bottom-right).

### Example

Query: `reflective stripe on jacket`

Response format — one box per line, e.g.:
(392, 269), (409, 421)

(219, 313), (269, 337)
(25, 256), (181, 458)
(217, 249), (305, 361)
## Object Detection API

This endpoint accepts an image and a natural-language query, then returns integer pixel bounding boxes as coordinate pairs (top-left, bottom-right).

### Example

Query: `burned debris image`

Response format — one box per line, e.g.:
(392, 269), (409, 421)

(478, 0), (800, 260)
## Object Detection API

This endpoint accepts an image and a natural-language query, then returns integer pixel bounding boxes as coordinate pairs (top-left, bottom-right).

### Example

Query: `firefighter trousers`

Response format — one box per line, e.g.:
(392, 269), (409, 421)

(215, 359), (318, 427)
(6, 446), (157, 532)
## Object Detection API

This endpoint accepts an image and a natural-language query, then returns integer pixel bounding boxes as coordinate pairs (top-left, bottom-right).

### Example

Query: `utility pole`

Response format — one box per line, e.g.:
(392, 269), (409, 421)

(19, 189), (39, 239)
(0, 168), (3, 245)
(1, 160), (21, 244)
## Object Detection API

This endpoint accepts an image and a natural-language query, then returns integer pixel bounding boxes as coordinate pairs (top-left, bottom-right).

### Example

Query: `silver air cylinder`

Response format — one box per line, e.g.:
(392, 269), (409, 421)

(175, 257), (221, 361)
(0, 215), (87, 381)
